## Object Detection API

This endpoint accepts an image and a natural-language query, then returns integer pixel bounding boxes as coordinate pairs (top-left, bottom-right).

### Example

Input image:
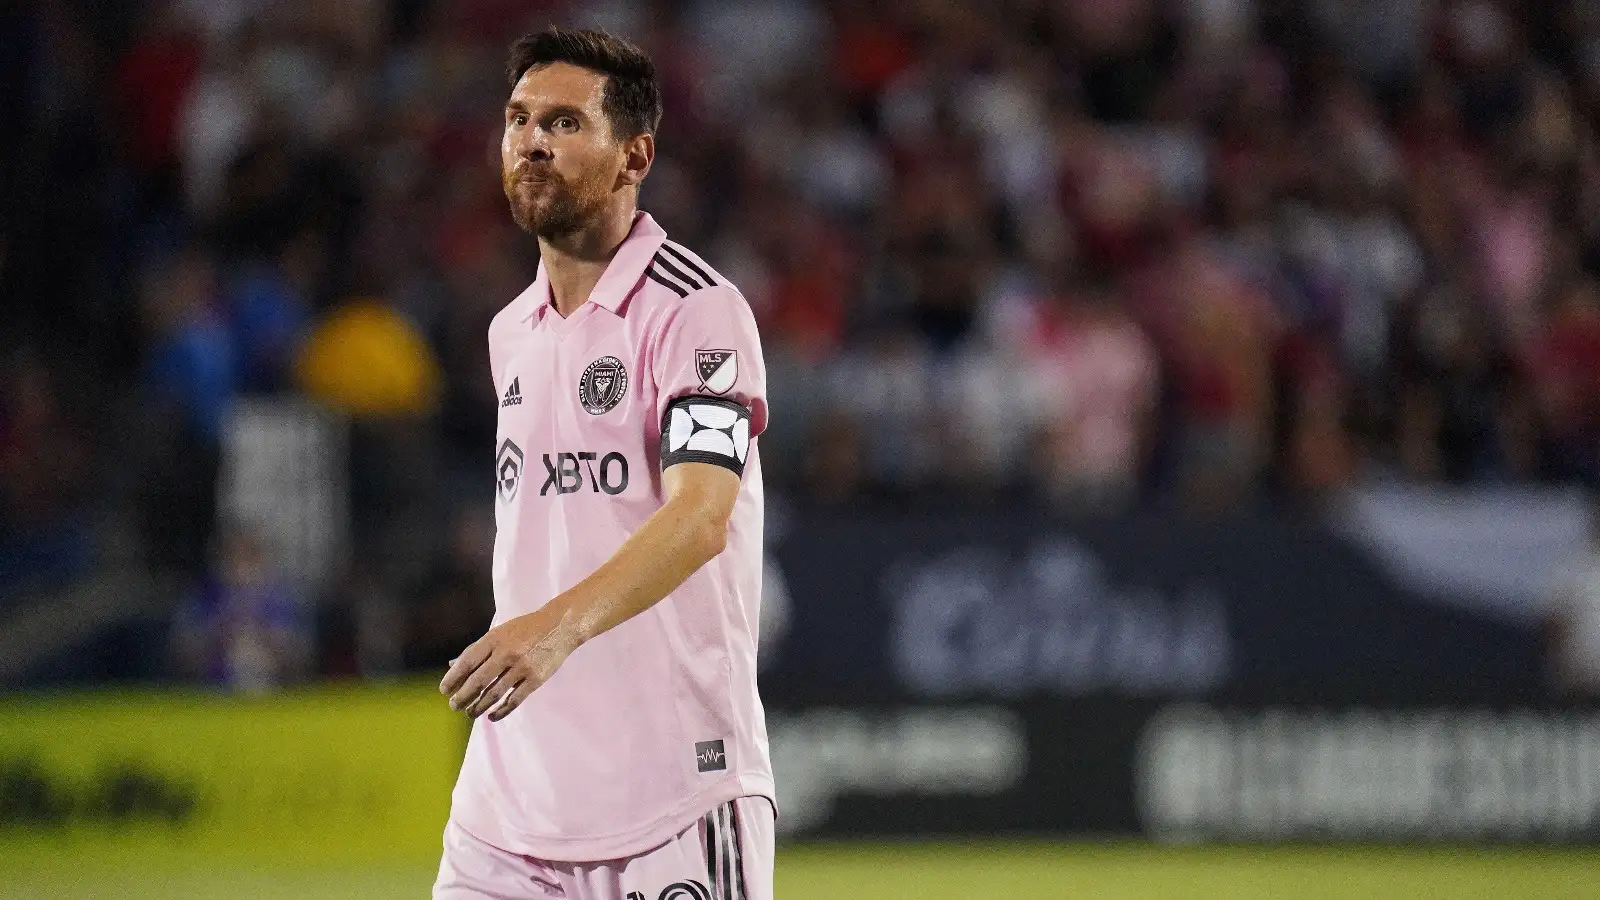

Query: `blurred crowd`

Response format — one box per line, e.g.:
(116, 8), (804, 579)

(6, 0), (1600, 685)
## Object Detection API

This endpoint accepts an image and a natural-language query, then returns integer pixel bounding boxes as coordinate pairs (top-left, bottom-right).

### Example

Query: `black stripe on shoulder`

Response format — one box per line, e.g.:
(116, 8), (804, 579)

(662, 241), (717, 287)
(651, 251), (703, 291)
(646, 266), (689, 298)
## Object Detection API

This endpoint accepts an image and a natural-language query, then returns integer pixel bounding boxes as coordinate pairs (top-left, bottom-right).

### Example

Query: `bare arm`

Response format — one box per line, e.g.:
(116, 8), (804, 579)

(440, 461), (740, 721)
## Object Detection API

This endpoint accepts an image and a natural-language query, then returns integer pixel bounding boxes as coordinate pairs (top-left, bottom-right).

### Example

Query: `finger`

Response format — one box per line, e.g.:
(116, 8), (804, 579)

(462, 668), (513, 718)
(486, 677), (541, 722)
(465, 672), (522, 719)
(440, 642), (492, 695)
(449, 658), (504, 712)
(449, 655), (509, 712)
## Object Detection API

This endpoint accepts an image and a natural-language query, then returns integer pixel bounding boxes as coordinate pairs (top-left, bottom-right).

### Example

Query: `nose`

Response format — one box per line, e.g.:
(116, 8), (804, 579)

(516, 126), (553, 164)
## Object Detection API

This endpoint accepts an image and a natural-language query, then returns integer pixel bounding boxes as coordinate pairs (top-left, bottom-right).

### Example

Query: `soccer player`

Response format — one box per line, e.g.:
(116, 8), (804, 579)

(433, 27), (774, 900)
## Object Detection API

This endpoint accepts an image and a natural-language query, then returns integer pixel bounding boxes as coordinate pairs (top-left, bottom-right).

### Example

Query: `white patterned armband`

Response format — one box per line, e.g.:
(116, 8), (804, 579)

(660, 396), (752, 476)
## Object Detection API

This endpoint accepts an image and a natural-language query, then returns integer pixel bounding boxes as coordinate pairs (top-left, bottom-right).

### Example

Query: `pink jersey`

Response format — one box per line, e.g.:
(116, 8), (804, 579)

(448, 212), (774, 861)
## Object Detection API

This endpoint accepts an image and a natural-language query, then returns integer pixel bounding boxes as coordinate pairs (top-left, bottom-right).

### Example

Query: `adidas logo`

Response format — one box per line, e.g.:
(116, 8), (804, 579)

(500, 377), (522, 408)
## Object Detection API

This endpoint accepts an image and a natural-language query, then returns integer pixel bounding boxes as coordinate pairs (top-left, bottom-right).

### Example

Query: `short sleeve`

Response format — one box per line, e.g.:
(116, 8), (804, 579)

(488, 328), (501, 399)
(653, 285), (767, 477)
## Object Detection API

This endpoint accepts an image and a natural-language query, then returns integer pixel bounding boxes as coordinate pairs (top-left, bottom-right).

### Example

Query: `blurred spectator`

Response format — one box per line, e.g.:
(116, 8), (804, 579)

(745, 188), (858, 359)
(402, 509), (494, 673)
(1277, 341), (1363, 499)
(901, 226), (991, 352)
(0, 352), (92, 591)
(1140, 234), (1278, 509)
(170, 524), (310, 692)
(140, 248), (235, 447)
(1527, 276), (1600, 486)
(178, 30), (260, 219)
(114, 3), (202, 189)
(797, 410), (871, 508)
(135, 248), (234, 577)
(225, 228), (318, 392)
(1391, 283), (1526, 483)
(1016, 270), (1158, 513)
(294, 293), (445, 582)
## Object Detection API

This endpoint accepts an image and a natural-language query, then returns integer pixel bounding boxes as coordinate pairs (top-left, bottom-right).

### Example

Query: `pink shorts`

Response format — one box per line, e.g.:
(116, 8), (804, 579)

(434, 797), (774, 900)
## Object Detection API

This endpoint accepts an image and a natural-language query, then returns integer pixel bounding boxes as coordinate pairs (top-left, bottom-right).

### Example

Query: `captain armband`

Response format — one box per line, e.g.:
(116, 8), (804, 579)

(660, 396), (752, 477)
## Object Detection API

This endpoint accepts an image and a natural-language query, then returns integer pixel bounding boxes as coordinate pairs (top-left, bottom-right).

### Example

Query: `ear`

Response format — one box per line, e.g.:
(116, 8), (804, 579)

(617, 132), (654, 188)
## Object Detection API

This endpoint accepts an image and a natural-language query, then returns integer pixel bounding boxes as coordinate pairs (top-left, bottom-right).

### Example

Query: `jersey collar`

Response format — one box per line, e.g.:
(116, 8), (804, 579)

(523, 211), (668, 322)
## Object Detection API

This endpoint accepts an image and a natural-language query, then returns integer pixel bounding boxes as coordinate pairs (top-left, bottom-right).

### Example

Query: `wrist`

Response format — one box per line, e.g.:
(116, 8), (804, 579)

(547, 593), (595, 648)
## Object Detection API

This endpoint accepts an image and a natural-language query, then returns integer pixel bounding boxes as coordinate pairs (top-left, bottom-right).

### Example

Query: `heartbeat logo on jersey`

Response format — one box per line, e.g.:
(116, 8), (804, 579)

(495, 439), (524, 503)
(694, 739), (727, 773)
(579, 356), (628, 415)
(695, 350), (737, 395)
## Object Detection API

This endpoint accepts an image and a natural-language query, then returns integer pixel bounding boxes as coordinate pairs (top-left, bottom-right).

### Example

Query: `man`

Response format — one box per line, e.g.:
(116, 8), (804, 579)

(434, 27), (774, 900)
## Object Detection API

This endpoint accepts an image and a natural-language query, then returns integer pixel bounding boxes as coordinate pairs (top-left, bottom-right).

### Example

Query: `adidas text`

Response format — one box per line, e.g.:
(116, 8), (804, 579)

(501, 377), (523, 408)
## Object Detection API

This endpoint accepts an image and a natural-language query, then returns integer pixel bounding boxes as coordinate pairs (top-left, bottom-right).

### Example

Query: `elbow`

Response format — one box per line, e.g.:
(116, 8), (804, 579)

(694, 519), (729, 562)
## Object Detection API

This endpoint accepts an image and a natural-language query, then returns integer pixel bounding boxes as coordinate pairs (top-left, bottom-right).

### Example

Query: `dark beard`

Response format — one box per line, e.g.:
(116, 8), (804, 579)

(507, 175), (594, 240)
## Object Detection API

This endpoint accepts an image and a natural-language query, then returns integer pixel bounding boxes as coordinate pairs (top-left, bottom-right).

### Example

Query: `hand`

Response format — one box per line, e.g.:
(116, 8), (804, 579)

(439, 605), (582, 722)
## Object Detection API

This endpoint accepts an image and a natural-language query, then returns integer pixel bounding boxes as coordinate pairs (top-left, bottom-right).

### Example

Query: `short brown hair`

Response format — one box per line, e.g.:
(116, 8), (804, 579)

(506, 27), (663, 140)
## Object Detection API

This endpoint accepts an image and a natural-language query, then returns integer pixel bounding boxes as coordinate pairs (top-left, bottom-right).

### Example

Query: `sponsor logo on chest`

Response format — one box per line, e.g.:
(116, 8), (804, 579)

(496, 446), (631, 502)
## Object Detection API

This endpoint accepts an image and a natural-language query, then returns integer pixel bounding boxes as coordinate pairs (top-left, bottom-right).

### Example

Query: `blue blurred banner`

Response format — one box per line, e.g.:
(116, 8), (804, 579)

(767, 699), (1600, 843)
(766, 507), (1549, 704)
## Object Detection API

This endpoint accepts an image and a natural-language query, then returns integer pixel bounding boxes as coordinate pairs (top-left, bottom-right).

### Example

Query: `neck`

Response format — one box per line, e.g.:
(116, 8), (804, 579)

(538, 199), (638, 318)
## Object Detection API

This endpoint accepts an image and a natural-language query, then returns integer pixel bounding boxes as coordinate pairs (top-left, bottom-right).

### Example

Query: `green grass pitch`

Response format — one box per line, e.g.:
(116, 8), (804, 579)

(6, 841), (1597, 899)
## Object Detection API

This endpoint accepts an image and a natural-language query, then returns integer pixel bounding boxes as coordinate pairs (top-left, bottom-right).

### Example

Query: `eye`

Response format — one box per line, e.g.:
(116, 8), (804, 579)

(510, 113), (528, 127)
(554, 116), (579, 132)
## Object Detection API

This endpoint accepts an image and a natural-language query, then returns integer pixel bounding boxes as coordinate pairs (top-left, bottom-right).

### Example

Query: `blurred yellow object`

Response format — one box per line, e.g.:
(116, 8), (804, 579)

(293, 298), (442, 418)
(0, 681), (462, 872)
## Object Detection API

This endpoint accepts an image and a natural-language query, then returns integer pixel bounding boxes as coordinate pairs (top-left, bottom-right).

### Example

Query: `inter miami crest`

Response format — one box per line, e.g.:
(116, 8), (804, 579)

(579, 356), (628, 415)
(695, 349), (737, 395)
